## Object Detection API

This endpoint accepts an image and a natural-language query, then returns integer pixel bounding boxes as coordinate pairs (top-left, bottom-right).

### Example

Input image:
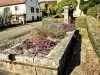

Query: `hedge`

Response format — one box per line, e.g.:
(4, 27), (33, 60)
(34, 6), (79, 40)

(75, 16), (100, 59)
(42, 17), (64, 28)
(75, 16), (87, 28)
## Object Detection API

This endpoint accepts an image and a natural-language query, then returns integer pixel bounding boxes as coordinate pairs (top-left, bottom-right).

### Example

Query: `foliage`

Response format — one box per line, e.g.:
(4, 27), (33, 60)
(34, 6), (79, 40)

(42, 17), (64, 28)
(75, 16), (87, 28)
(53, 13), (64, 18)
(29, 28), (48, 43)
(41, 3), (56, 17)
(41, 8), (48, 17)
(55, 0), (78, 13)
(75, 16), (100, 59)
(14, 39), (56, 55)
(47, 23), (67, 38)
(42, 17), (59, 28)
(0, 7), (12, 28)
(87, 5), (100, 18)
(80, 0), (100, 14)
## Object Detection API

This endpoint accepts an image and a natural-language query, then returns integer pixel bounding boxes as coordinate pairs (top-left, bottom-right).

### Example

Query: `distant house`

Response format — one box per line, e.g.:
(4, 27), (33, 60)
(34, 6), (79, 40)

(38, 0), (57, 9)
(57, 0), (61, 3)
(38, 0), (57, 17)
(0, 0), (41, 24)
(73, 0), (85, 17)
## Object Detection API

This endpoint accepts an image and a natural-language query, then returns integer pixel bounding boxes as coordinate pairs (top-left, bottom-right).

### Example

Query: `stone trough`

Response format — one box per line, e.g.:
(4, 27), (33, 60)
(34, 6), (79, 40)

(0, 31), (75, 75)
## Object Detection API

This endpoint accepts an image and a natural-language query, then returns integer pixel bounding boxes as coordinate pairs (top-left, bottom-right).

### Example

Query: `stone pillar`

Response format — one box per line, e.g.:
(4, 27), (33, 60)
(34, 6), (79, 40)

(63, 6), (69, 24)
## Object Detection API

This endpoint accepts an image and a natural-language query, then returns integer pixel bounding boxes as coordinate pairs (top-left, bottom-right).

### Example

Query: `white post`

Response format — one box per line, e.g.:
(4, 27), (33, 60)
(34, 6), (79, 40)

(63, 6), (69, 24)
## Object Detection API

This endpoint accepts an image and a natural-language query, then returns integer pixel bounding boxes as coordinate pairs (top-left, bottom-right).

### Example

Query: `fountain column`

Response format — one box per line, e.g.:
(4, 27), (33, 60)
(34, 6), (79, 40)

(63, 6), (69, 24)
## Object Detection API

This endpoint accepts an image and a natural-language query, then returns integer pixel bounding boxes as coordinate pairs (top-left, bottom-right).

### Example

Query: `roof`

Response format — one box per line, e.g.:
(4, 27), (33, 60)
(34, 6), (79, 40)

(0, 0), (26, 6)
(38, 0), (56, 3)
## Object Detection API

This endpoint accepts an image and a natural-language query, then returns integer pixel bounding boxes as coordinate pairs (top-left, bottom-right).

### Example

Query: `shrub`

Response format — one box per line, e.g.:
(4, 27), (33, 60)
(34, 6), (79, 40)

(55, 0), (77, 13)
(75, 16), (100, 59)
(53, 13), (64, 18)
(88, 28), (100, 58)
(76, 16), (100, 59)
(75, 16), (87, 28)
(86, 17), (100, 58)
(79, 0), (100, 14)
(87, 5), (100, 18)
(42, 17), (63, 28)
(47, 23), (67, 38)
(29, 28), (48, 44)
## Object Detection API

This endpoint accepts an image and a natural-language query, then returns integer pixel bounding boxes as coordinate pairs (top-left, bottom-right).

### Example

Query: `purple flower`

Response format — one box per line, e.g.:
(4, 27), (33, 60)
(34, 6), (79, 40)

(15, 46), (20, 50)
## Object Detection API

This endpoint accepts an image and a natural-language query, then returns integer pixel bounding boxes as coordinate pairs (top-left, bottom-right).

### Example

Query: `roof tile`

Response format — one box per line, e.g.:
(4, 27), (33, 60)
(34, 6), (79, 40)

(0, 0), (26, 6)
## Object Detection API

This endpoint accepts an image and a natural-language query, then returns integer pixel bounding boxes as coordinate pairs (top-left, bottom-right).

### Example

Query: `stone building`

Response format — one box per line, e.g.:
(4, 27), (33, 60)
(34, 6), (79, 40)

(38, 0), (57, 9)
(0, 0), (41, 24)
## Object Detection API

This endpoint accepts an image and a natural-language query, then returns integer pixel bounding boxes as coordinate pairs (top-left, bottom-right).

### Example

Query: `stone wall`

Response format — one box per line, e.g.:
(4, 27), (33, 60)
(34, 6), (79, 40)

(0, 31), (75, 75)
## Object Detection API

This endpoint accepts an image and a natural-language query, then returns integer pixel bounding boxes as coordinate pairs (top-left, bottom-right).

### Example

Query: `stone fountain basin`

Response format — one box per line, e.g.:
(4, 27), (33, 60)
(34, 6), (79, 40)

(0, 31), (75, 75)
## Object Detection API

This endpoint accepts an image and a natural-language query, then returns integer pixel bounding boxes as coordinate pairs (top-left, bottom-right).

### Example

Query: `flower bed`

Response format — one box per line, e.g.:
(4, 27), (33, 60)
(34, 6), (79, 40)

(13, 39), (56, 56)
(4, 23), (75, 57)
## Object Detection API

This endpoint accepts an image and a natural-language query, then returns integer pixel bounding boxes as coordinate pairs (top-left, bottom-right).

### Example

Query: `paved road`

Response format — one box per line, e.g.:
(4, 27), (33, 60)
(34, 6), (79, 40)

(0, 21), (42, 44)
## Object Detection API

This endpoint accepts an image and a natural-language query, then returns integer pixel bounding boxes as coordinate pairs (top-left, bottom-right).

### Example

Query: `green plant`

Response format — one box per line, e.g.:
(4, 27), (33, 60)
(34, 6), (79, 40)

(53, 13), (64, 18)
(87, 5), (100, 18)
(42, 17), (58, 28)
(55, 0), (77, 13)
(75, 16), (87, 28)
(29, 28), (48, 43)
(80, 0), (100, 14)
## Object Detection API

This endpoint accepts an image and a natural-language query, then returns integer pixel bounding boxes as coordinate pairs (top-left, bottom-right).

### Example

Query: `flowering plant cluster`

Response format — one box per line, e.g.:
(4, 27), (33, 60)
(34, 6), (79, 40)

(14, 23), (75, 55)
(14, 39), (56, 55)
(47, 23), (75, 38)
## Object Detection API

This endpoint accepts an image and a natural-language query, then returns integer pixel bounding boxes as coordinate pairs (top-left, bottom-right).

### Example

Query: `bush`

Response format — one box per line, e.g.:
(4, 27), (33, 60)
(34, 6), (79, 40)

(55, 0), (77, 13)
(76, 16), (100, 59)
(86, 17), (100, 58)
(29, 28), (48, 43)
(79, 0), (100, 14)
(75, 16), (87, 28)
(47, 23), (67, 38)
(53, 13), (64, 18)
(87, 5), (100, 18)
(42, 17), (64, 28)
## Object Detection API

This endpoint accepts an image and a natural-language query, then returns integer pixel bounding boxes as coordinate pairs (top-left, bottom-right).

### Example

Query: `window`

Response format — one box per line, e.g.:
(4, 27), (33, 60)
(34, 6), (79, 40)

(4, 7), (10, 13)
(36, 8), (39, 13)
(31, 7), (34, 13)
(15, 6), (18, 11)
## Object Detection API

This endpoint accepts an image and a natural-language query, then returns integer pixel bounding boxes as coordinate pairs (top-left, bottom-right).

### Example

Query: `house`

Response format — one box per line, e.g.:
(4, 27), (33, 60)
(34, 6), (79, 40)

(73, 0), (85, 17)
(0, 0), (42, 24)
(38, 0), (56, 17)
(57, 0), (61, 3)
(38, 0), (56, 9)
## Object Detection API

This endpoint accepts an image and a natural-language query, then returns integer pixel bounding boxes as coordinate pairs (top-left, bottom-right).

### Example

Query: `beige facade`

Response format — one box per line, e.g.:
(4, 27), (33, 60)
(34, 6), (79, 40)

(57, 0), (61, 3)
(73, 0), (85, 17)
(39, 1), (57, 9)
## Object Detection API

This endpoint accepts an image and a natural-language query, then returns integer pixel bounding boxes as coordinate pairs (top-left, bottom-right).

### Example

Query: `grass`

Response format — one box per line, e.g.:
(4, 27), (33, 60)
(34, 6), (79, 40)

(80, 28), (88, 39)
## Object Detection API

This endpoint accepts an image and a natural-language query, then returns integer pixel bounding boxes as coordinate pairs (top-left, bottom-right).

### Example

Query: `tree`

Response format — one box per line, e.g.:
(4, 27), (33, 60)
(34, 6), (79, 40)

(80, 0), (100, 14)
(55, 0), (78, 13)
(87, 4), (100, 18)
